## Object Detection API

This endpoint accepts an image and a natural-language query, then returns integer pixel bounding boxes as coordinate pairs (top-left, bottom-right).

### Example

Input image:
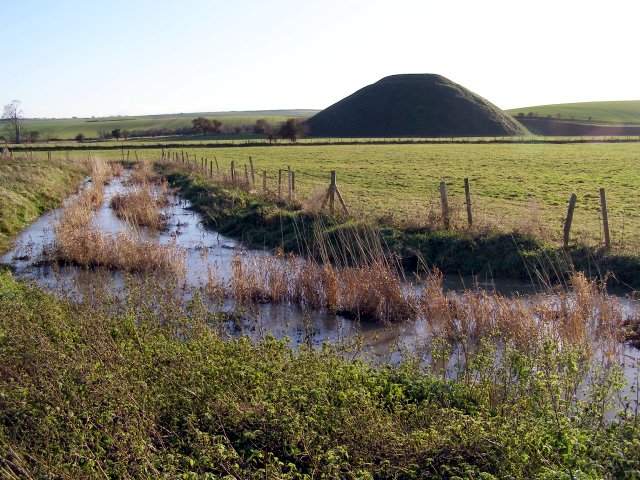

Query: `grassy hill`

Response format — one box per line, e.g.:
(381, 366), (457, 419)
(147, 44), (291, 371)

(7, 109), (319, 140)
(506, 100), (640, 124)
(307, 74), (526, 137)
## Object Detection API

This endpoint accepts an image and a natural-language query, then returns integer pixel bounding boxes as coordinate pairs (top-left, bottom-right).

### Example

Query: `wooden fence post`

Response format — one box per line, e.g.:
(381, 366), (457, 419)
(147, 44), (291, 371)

(563, 194), (577, 248)
(278, 170), (282, 198)
(320, 170), (348, 215)
(600, 188), (610, 249)
(291, 171), (296, 199)
(440, 181), (450, 230)
(287, 165), (292, 200)
(464, 178), (473, 227)
(329, 171), (336, 214)
(215, 157), (219, 177)
(249, 156), (255, 187)
(230, 161), (236, 183)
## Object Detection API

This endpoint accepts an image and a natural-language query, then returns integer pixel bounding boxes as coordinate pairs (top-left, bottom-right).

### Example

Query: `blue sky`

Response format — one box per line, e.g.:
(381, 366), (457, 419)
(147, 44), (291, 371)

(2, 0), (638, 118)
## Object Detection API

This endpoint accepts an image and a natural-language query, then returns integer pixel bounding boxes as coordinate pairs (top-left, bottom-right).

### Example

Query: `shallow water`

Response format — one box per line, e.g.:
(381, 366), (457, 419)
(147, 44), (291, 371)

(2, 173), (639, 380)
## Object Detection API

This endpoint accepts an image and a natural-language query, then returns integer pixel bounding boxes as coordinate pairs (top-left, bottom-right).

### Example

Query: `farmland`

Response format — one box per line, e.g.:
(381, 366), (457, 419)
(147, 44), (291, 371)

(84, 142), (640, 252)
(9, 109), (318, 140)
(2, 145), (640, 478)
(506, 100), (640, 124)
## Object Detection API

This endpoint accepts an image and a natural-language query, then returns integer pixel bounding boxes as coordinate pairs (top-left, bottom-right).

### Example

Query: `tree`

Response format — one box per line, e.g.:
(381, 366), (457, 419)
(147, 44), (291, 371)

(122, 129), (131, 140)
(75, 133), (85, 143)
(27, 131), (40, 143)
(111, 128), (122, 140)
(2, 100), (23, 144)
(211, 119), (223, 134)
(192, 117), (223, 135)
(254, 119), (270, 134)
(278, 118), (307, 142)
(192, 117), (212, 135)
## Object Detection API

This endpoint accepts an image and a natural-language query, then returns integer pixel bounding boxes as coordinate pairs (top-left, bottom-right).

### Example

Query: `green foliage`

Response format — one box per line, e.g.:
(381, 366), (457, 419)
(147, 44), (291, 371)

(0, 271), (638, 478)
(0, 155), (87, 253)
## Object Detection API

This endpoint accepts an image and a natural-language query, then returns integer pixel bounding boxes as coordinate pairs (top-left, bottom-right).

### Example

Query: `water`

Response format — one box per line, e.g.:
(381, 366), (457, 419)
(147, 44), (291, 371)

(2, 173), (639, 372)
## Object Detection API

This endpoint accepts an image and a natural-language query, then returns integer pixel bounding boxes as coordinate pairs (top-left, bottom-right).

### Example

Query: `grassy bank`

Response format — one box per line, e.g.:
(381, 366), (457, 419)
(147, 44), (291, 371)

(1, 270), (638, 478)
(158, 163), (640, 290)
(0, 155), (87, 254)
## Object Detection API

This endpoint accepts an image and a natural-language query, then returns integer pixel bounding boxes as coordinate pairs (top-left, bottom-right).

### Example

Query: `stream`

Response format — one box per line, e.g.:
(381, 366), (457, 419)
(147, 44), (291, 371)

(2, 173), (639, 388)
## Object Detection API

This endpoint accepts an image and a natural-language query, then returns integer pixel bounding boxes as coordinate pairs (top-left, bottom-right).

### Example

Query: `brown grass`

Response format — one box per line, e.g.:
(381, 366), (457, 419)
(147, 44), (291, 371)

(417, 269), (626, 354)
(110, 182), (168, 230)
(52, 161), (185, 275)
(226, 251), (417, 323)
(125, 161), (164, 186)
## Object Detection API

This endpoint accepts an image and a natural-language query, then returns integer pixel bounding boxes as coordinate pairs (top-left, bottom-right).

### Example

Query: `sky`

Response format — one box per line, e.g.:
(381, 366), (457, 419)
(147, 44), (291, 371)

(1, 0), (639, 118)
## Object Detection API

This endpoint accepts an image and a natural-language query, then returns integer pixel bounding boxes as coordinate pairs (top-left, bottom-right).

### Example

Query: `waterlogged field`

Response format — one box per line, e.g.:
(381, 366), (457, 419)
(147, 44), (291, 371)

(2, 152), (640, 477)
(86, 142), (640, 250)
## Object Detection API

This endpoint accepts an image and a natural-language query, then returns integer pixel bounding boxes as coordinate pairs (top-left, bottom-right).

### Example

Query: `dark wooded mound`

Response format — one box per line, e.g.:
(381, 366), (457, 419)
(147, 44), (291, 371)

(307, 74), (525, 137)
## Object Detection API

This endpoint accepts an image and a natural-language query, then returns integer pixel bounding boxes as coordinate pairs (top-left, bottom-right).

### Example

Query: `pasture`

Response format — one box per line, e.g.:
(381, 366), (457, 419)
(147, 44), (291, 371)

(90, 142), (640, 251)
(506, 100), (640, 124)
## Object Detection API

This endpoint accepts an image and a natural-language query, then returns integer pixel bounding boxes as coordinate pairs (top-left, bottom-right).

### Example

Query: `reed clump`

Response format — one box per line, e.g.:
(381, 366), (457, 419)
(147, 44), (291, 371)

(52, 162), (184, 275)
(126, 160), (164, 186)
(110, 182), (168, 230)
(227, 251), (417, 323)
(418, 269), (627, 353)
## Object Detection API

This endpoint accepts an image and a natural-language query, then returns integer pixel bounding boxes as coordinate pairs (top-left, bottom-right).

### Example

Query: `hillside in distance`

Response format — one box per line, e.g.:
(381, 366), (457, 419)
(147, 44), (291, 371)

(306, 74), (525, 137)
(12, 110), (320, 140)
(506, 100), (640, 124)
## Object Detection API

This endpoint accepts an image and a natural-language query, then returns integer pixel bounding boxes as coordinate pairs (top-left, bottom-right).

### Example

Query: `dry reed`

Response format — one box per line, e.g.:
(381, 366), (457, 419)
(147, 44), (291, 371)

(52, 160), (185, 275)
(110, 182), (168, 230)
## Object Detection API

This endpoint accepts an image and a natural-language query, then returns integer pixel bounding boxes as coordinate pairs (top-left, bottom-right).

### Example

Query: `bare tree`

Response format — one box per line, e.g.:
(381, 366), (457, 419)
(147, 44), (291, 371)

(2, 100), (23, 144)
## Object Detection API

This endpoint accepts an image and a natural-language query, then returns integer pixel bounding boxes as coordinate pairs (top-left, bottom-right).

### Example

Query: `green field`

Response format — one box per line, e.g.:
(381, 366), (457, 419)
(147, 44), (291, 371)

(506, 100), (640, 124)
(81, 142), (640, 251)
(6, 109), (319, 140)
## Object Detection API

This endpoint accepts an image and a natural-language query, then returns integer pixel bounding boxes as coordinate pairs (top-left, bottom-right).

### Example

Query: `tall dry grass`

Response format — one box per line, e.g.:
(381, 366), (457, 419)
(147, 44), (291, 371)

(225, 250), (416, 323)
(110, 182), (168, 230)
(52, 159), (184, 275)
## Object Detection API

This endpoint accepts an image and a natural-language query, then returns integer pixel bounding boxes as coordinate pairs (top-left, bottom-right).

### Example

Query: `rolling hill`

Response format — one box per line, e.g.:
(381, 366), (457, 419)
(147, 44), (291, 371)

(506, 101), (640, 124)
(9, 110), (320, 140)
(306, 74), (525, 137)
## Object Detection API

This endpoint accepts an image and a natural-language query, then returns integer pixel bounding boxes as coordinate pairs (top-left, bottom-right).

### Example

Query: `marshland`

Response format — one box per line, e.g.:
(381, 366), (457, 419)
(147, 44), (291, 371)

(1, 149), (639, 477)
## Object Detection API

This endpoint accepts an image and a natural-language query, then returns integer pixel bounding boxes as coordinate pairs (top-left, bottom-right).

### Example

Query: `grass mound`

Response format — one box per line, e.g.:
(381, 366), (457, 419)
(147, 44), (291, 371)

(307, 74), (525, 137)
